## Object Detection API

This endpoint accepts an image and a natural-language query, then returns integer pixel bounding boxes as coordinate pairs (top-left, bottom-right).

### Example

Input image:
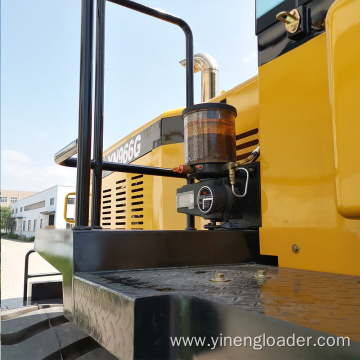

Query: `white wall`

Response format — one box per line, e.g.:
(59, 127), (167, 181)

(10, 185), (75, 237)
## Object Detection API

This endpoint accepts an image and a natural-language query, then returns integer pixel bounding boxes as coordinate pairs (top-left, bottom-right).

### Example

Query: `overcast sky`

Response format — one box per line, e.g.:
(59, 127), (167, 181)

(1, 0), (258, 192)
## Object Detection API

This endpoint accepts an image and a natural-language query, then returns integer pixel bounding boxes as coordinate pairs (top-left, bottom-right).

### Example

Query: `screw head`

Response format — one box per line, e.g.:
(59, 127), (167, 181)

(292, 244), (300, 254)
(257, 270), (266, 277)
(211, 272), (230, 282)
(216, 273), (225, 280)
(253, 269), (270, 281)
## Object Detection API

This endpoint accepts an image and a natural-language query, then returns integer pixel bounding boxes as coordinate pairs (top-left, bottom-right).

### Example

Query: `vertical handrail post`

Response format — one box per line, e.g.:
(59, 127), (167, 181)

(23, 249), (35, 303)
(184, 22), (195, 230)
(91, 0), (106, 228)
(74, 0), (94, 229)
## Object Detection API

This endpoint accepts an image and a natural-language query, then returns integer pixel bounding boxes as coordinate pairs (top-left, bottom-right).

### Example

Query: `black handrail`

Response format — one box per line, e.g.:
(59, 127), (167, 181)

(63, 157), (187, 178)
(23, 249), (62, 303)
(90, 0), (194, 227)
(107, 0), (194, 107)
(66, 0), (194, 229)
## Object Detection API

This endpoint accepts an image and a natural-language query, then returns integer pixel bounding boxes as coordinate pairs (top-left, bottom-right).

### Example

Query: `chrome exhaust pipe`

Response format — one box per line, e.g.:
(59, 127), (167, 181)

(180, 53), (219, 102)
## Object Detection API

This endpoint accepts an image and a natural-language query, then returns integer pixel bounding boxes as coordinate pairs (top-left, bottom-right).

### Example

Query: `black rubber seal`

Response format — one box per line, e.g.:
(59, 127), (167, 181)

(182, 103), (237, 117)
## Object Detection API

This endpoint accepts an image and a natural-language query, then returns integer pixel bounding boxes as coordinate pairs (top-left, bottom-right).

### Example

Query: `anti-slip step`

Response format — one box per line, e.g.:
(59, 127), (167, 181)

(73, 263), (360, 359)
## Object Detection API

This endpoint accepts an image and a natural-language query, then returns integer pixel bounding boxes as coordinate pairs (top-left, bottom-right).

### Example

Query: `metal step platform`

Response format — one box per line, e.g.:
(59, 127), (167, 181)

(72, 264), (360, 359)
(1, 306), (117, 360)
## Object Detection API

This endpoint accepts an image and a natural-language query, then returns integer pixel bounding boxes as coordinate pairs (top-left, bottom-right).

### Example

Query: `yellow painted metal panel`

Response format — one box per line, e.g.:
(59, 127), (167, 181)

(261, 228), (360, 275)
(259, 33), (360, 276)
(148, 144), (188, 230)
(210, 76), (259, 142)
(227, 77), (259, 138)
(326, 0), (360, 218)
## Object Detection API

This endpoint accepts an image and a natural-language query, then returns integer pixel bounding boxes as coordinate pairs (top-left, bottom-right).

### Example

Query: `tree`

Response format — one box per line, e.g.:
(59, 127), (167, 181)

(0, 206), (16, 233)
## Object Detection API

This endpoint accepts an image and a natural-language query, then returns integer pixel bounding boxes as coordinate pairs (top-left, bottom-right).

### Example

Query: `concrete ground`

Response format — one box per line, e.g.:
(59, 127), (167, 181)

(1, 238), (62, 309)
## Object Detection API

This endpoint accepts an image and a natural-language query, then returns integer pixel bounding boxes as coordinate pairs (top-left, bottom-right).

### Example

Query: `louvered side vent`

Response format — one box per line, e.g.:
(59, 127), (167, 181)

(101, 188), (112, 228)
(236, 128), (259, 161)
(115, 178), (127, 229)
(131, 174), (144, 230)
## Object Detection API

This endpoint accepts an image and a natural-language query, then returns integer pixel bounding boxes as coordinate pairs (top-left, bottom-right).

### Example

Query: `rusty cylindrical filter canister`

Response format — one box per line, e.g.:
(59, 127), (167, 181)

(182, 103), (237, 166)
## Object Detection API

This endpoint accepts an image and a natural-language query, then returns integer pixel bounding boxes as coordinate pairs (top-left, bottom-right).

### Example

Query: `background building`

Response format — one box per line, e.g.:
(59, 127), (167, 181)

(10, 185), (75, 238)
(1, 190), (37, 207)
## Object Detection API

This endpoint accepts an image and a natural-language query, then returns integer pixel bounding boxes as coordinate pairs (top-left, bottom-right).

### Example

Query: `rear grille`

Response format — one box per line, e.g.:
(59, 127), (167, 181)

(130, 175), (144, 230)
(236, 128), (259, 161)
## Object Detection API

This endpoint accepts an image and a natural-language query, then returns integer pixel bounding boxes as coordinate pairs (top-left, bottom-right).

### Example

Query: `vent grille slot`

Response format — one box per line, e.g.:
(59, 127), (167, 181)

(101, 187), (113, 229)
(132, 194), (143, 199)
(131, 175), (144, 230)
(115, 177), (127, 229)
(132, 175), (143, 180)
(235, 128), (259, 161)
